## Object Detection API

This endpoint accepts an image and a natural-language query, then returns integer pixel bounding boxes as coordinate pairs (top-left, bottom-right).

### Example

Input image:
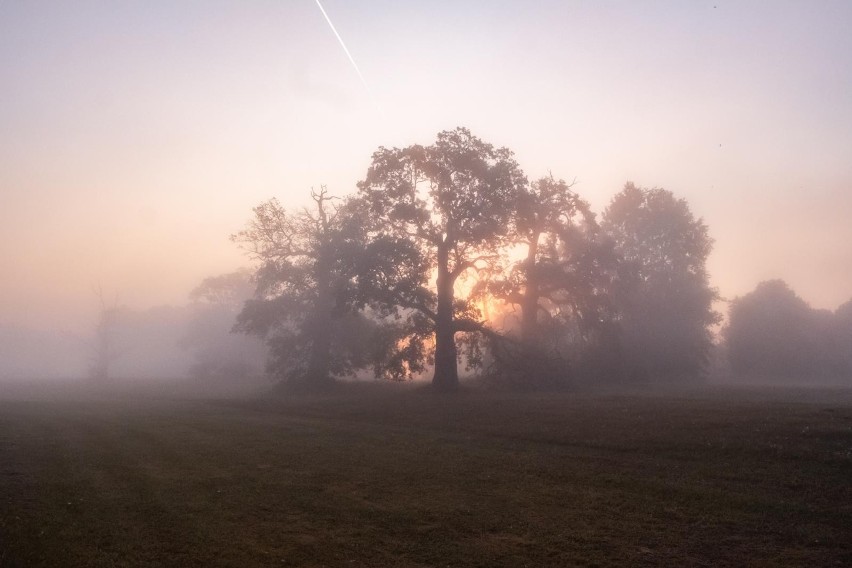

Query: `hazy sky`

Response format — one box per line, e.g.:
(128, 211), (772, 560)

(2, 0), (850, 331)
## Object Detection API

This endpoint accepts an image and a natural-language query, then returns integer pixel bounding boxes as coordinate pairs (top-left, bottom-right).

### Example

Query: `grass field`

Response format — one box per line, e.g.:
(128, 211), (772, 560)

(1, 382), (851, 567)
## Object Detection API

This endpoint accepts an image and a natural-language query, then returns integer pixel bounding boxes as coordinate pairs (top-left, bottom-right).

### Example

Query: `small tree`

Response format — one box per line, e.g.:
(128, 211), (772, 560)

(232, 188), (367, 390)
(357, 127), (527, 390)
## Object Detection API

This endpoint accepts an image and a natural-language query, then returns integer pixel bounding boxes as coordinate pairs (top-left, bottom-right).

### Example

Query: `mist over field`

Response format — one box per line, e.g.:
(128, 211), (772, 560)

(2, 1), (851, 387)
(1, 2), (851, 566)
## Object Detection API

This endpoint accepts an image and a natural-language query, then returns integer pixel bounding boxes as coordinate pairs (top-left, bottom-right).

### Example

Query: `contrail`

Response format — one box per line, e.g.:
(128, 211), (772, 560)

(314, 0), (383, 116)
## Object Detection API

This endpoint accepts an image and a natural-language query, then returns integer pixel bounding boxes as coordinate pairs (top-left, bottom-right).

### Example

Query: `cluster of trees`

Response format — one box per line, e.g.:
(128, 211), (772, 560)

(725, 280), (852, 383)
(234, 128), (719, 391)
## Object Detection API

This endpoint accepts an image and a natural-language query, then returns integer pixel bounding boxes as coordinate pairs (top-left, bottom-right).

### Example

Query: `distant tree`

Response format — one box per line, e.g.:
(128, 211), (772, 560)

(833, 299), (852, 378)
(89, 286), (119, 382)
(602, 183), (720, 381)
(358, 127), (527, 389)
(726, 281), (851, 382)
(181, 269), (266, 381)
(189, 269), (255, 307)
(726, 280), (812, 379)
(232, 188), (368, 390)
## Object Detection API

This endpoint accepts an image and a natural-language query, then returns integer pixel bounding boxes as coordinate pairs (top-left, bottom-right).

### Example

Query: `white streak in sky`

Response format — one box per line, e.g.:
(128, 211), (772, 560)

(314, 0), (383, 116)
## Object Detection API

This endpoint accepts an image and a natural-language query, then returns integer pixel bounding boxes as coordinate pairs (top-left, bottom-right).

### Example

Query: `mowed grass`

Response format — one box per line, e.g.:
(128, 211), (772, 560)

(1, 383), (851, 567)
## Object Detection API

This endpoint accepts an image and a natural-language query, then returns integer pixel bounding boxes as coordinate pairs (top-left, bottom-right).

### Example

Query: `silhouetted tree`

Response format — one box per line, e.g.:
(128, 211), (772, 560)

(476, 176), (618, 387)
(512, 177), (597, 340)
(358, 127), (527, 390)
(351, 231), (435, 381)
(232, 188), (368, 390)
(602, 183), (720, 381)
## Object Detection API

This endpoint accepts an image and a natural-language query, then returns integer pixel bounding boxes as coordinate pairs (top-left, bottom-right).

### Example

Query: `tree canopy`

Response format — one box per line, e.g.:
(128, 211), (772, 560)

(726, 280), (852, 382)
(357, 127), (527, 390)
(232, 188), (370, 390)
(232, 131), (726, 391)
(474, 176), (617, 388)
(602, 183), (720, 381)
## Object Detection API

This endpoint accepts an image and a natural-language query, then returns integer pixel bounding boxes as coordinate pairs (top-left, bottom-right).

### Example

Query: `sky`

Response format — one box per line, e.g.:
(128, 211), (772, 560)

(1, 0), (851, 332)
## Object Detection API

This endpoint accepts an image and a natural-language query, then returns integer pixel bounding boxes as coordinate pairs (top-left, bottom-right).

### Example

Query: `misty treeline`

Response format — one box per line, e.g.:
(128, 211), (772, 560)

(231, 127), (720, 391)
(90, 271), (267, 382)
(723, 280), (852, 382)
(0, 272), (267, 382)
(4, 128), (847, 388)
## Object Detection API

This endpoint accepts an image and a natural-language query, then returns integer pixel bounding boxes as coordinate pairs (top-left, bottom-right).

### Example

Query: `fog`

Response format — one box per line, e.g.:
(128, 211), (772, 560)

(0, 287), (267, 385)
(5, 5), (852, 566)
(1, 2), (851, 389)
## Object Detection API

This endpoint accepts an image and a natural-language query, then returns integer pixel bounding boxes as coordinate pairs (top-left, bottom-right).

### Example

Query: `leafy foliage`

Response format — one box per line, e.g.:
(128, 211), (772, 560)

(602, 183), (720, 381)
(230, 132), (727, 390)
(357, 127), (527, 389)
(476, 176), (618, 387)
(232, 189), (369, 389)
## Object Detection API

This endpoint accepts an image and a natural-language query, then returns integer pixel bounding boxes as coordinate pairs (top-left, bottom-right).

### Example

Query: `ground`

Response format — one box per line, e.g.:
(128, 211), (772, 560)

(0, 381), (850, 567)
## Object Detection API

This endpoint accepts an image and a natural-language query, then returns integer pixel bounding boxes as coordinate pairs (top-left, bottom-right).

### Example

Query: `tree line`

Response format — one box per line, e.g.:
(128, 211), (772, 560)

(232, 127), (720, 391)
(82, 274), (267, 383)
(724, 280), (852, 383)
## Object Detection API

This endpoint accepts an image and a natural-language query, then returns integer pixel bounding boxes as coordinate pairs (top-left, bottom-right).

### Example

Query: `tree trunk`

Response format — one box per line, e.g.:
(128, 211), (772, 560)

(302, 259), (335, 390)
(520, 235), (540, 343)
(305, 309), (333, 388)
(432, 242), (459, 390)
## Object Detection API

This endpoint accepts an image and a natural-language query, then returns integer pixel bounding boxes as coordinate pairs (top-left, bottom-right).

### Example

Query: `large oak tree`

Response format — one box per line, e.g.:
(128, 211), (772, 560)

(357, 128), (527, 389)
